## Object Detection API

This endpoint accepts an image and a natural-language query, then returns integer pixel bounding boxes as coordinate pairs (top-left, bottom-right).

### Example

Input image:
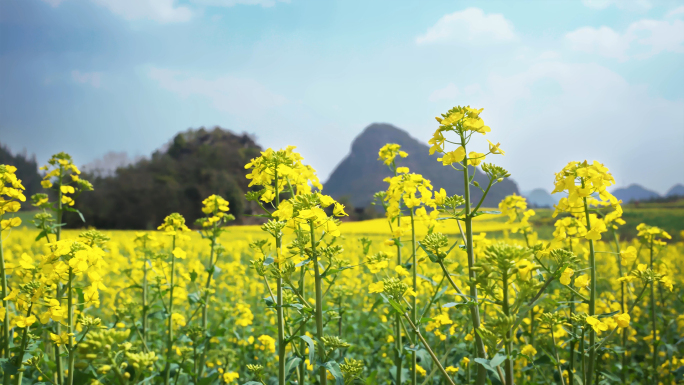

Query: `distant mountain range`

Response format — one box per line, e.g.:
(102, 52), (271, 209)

(611, 183), (684, 203)
(666, 184), (684, 198)
(612, 184), (661, 202)
(323, 123), (520, 208)
(521, 188), (560, 208)
(522, 183), (684, 207)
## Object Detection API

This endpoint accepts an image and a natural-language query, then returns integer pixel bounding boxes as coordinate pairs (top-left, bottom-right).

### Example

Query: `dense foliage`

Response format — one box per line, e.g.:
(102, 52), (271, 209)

(73, 127), (262, 229)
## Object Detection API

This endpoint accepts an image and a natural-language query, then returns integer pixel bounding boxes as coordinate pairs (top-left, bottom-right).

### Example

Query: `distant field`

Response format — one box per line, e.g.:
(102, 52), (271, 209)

(530, 198), (684, 241)
(13, 199), (684, 241)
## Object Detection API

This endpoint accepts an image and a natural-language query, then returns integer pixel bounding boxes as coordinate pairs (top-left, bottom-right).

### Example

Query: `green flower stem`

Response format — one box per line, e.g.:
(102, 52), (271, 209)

(142, 248), (148, 344)
(298, 263), (307, 385)
(461, 153), (487, 385)
(420, 336), (458, 384)
(274, 168), (286, 385)
(437, 261), (465, 299)
(163, 235), (176, 385)
(395, 215), (403, 385)
(568, 282), (576, 385)
(275, 232), (285, 385)
(403, 315), (455, 385)
(611, 230), (627, 384)
(14, 303), (34, 385)
(108, 352), (127, 385)
(551, 326), (566, 385)
(55, 167), (64, 385)
(582, 194), (597, 385)
(196, 233), (217, 382)
(66, 268), (75, 385)
(581, 328), (586, 385)
(502, 270), (513, 385)
(649, 240), (657, 385)
(594, 284), (648, 352)
(409, 209), (417, 385)
(0, 229), (10, 385)
(310, 220), (327, 385)
(495, 269), (559, 352)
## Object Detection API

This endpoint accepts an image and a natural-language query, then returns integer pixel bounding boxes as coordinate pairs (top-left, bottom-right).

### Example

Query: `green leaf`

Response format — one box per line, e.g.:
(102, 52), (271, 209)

(188, 292), (201, 305)
(64, 206), (86, 222)
(295, 259), (311, 268)
(147, 311), (167, 320)
(597, 310), (619, 319)
(386, 297), (406, 314)
(323, 361), (344, 385)
(490, 353), (506, 368)
(471, 210), (500, 218)
(473, 358), (498, 375)
(285, 357), (302, 380)
(300, 335), (316, 365)
(533, 355), (552, 366)
(600, 371), (620, 382)
(263, 297), (275, 308)
(0, 359), (18, 375)
(198, 372), (219, 385)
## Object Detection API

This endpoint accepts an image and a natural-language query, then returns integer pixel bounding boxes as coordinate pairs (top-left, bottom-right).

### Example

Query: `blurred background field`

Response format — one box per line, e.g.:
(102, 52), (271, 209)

(12, 197), (684, 241)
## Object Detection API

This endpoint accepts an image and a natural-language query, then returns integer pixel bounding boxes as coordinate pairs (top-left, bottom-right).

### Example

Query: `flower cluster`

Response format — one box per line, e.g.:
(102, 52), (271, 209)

(383, 169), (437, 223)
(0, 164), (25, 230)
(245, 146), (322, 202)
(378, 143), (408, 166)
(36, 152), (93, 209)
(551, 161), (621, 241)
(498, 194), (536, 236)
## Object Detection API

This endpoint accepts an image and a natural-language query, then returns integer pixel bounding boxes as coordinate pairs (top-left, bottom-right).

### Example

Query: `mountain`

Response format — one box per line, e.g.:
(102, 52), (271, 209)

(612, 184), (660, 203)
(523, 188), (559, 208)
(323, 123), (519, 209)
(666, 184), (684, 198)
(73, 127), (262, 229)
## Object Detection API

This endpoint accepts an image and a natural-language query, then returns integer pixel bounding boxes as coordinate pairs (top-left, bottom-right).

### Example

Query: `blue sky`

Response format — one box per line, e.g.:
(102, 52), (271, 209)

(1, 0), (683, 194)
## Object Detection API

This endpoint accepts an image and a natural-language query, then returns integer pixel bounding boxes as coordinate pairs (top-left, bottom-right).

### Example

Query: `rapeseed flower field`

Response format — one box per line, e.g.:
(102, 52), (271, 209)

(0, 106), (681, 385)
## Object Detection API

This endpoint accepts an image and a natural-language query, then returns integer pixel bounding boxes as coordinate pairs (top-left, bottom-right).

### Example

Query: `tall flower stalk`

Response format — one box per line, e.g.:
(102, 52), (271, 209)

(382, 157), (436, 384)
(194, 194), (234, 381)
(0, 165), (25, 385)
(33, 153), (92, 385)
(428, 105), (507, 385)
(550, 160), (621, 385)
(635, 223), (671, 385)
(377, 143), (409, 385)
(158, 213), (190, 385)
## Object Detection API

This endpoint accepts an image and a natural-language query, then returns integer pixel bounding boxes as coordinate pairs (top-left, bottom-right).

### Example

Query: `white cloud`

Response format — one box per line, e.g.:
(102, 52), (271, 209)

(458, 61), (684, 193)
(565, 26), (631, 60)
(628, 19), (684, 57)
(416, 8), (517, 45)
(565, 18), (684, 60)
(581, 0), (651, 11)
(149, 68), (288, 118)
(71, 70), (102, 88)
(90, 0), (192, 23)
(666, 6), (684, 18)
(538, 51), (561, 60)
(428, 83), (458, 102)
(192, 0), (289, 7)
